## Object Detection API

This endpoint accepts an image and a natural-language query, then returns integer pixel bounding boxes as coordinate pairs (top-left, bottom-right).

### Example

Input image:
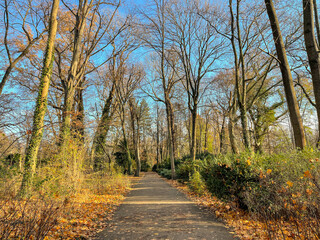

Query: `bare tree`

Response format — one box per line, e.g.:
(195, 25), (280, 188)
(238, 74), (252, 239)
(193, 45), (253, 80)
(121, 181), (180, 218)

(92, 39), (137, 171)
(302, 0), (320, 146)
(138, 0), (182, 178)
(0, 0), (46, 95)
(167, 0), (224, 161)
(264, 0), (306, 149)
(114, 64), (143, 174)
(58, 0), (123, 147)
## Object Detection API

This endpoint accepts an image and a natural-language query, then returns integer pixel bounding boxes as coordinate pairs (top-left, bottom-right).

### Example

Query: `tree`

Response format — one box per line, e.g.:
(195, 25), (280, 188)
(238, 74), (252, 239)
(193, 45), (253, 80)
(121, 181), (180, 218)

(249, 91), (285, 153)
(20, 0), (60, 196)
(264, 0), (306, 149)
(210, 70), (239, 153)
(167, 0), (224, 162)
(139, 0), (182, 178)
(228, 0), (252, 151)
(302, 0), (320, 146)
(129, 98), (151, 176)
(58, 0), (123, 147)
(129, 98), (140, 176)
(114, 63), (143, 174)
(92, 40), (136, 171)
(92, 72), (117, 170)
(0, 0), (46, 95)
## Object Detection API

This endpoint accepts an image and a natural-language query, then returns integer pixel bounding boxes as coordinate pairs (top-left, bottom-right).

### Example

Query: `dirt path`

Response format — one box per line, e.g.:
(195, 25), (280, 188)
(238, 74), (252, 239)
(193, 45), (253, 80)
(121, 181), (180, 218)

(95, 172), (237, 240)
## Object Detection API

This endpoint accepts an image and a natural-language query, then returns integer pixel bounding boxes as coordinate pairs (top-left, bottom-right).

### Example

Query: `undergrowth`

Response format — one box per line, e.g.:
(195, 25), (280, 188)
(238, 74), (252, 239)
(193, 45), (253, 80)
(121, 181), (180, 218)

(157, 148), (320, 239)
(0, 139), (132, 239)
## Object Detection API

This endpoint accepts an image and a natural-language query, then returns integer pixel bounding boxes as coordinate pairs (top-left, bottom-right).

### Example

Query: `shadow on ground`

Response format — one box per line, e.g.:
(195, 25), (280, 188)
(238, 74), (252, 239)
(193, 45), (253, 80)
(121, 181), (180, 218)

(94, 172), (238, 240)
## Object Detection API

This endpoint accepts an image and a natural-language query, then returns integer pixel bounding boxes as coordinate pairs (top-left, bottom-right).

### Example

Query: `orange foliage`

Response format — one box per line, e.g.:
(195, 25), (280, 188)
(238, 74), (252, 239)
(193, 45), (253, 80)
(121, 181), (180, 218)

(45, 180), (132, 239)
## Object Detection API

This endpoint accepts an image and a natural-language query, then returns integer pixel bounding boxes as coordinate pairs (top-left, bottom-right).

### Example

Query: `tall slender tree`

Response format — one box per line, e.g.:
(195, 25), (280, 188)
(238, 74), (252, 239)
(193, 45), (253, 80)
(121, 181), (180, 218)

(139, 0), (180, 178)
(302, 0), (320, 146)
(20, 0), (60, 196)
(264, 0), (306, 149)
(59, 0), (122, 147)
(168, 0), (224, 161)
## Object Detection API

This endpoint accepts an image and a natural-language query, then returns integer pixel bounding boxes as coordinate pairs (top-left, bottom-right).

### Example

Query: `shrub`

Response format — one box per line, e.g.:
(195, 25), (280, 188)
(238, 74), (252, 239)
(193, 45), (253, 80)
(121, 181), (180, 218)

(188, 170), (205, 195)
(141, 159), (151, 172)
(176, 158), (207, 182)
(202, 157), (259, 209)
(176, 159), (193, 181)
(159, 168), (172, 179)
(152, 164), (158, 172)
(242, 149), (320, 239)
(0, 184), (66, 240)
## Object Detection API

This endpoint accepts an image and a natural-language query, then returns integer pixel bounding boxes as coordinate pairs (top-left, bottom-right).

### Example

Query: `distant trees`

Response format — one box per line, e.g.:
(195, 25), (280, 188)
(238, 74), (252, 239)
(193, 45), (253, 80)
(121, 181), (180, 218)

(129, 98), (151, 176)
(139, 0), (181, 178)
(114, 63), (143, 174)
(92, 39), (140, 170)
(167, 0), (224, 162)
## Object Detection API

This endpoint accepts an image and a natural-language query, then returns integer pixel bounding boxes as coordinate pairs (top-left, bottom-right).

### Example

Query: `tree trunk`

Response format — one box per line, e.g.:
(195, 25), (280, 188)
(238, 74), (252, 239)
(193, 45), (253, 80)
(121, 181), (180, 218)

(167, 100), (176, 160)
(188, 111), (192, 153)
(135, 123), (141, 176)
(204, 113), (209, 152)
(239, 102), (250, 149)
(229, 0), (251, 151)
(234, 0), (251, 151)
(303, 0), (320, 146)
(265, 0), (306, 149)
(199, 117), (203, 154)
(228, 115), (238, 154)
(60, 1), (89, 148)
(165, 99), (175, 179)
(19, 0), (60, 196)
(190, 107), (197, 162)
(92, 82), (116, 170)
(0, 66), (13, 95)
(60, 86), (75, 145)
(219, 116), (226, 154)
(156, 106), (160, 166)
(228, 94), (239, 154)
(129, 99), (141, 177)
(72, 86), (84, 141)
(313, 0), (320, 44)
(121, 116), (132, 175)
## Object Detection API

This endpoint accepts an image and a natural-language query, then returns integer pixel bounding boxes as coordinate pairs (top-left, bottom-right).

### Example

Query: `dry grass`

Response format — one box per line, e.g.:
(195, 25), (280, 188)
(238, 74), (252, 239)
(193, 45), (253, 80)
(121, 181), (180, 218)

(0, 169), (132, 239)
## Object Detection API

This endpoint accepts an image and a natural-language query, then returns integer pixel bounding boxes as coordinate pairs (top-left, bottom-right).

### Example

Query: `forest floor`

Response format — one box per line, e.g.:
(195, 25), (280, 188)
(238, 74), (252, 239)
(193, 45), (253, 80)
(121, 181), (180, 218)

(94, 172), (237, 240)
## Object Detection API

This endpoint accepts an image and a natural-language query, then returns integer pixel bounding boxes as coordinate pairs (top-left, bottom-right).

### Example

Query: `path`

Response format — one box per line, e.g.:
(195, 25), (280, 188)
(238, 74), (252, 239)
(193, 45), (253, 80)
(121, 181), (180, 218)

(95, 172), (237, 240)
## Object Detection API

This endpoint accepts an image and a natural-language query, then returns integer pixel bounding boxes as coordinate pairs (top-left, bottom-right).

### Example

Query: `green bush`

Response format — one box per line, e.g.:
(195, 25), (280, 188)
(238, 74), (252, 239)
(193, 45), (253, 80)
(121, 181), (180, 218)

(159, 168), (172, 179)
(155, 158), (184, 175)
(176, 158), (208, 182)
(243, 149), (320, 213)
(176, 159), (193, 181)
(188, 170), (205, 195)
(4, 153), (21, 166)
(202, 157), (259, 209)
(157, 149), (320, 238)
(141, 160), (151, 172)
